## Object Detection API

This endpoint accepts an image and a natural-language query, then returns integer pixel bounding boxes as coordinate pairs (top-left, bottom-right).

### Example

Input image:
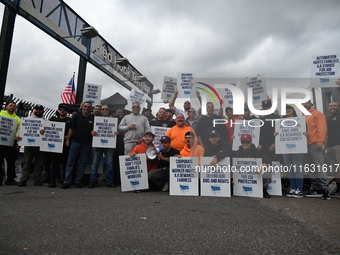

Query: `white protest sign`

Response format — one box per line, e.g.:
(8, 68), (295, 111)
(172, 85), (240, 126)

(161, 76), (177, 100)
(40, 121), (65, 153)
(233, 158), (263, 198)
(266, 161), (282, 196)
(275, 117), (307, 154)
(19, 118), (43, 146)
(245, 74), (267, 108)
(232, 119), (260, 151)
(310, 54), (340, 88)
(150, 126), (170, 147)
(215, 81), (241, 109)
(125, 88), (147, 110)
(83, 83), (102, 106)
(170, 157), (199, 196)
(4, 156), (22, 181)
(119, 154), (149, 192)
(92, 117), (117, 148)
(0, 116), (18, 146)
(177, 73), (194, 98)
(200, 157), (231, 197)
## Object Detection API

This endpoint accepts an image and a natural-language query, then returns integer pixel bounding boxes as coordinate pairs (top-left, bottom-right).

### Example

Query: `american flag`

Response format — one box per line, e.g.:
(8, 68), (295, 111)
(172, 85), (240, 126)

(61, 75), (76, 104)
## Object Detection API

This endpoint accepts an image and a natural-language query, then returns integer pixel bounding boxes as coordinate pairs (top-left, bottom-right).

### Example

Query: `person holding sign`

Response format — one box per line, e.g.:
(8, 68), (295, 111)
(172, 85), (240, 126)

(118, 102), (150, 155)
(180, 131), (204, 165)
(0, 101), (21, 186)
(302, 100), (329, 200)
(233, 134), (271, 198)
(148, 136), (180, 191)
(61, 101), (94, 189)
(168, 90), (201, 119)
(18, 104), (46, 187)
(274, 105), (307, 198)
(129, 132), (158, 172)
(204, 129), (232, 166)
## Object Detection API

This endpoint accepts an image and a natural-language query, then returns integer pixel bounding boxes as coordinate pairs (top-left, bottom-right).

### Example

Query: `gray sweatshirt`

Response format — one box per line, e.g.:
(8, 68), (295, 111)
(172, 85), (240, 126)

(118, 113), (150, 143)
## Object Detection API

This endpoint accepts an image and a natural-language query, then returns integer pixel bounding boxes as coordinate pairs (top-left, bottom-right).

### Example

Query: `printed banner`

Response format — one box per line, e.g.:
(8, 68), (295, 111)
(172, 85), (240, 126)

(150, 126), (170, 147)
(232, 158), (263, 198)
(40, 121), (65, 153)
(310, 54), (340, 88)
(170, 157), (199, 196)
(177, 72), (194, 98)
(119, 154), (149, 192)
(83, 83), (102, 106)
(92, 117), (117, 148)
(232, 119), (261, 151)
(200, 157), (231, 197)
(18, 118), (43, 147)
(161, 76), (177, 100)
(0, 116), (18, 146)
(275, 117), (307, 154)
(266, 161), (282, 196)
(245, 74), (267, 107)
(125, 88), (147, 110)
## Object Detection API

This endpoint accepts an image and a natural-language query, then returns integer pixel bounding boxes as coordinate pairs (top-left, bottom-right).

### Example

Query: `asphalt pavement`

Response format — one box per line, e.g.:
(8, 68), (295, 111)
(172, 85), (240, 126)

(0, 181), (339, 255)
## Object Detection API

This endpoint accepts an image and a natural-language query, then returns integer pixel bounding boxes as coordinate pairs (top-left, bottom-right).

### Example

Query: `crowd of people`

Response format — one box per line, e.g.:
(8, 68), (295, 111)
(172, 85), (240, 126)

(0, 94), (339, 200)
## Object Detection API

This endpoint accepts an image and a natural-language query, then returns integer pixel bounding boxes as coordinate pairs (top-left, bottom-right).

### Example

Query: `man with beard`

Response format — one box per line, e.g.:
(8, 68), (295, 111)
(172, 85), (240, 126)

(149, 107), (175, 127)
(129, 132), (158, 172)
(18, 104), (46, 187)
(169, 90), (201, 119)
(0, 101), (21, 186)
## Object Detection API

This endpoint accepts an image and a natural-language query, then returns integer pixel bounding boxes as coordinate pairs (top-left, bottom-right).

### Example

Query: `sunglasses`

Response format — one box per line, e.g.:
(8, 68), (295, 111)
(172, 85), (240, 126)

(241, 140), (251, 144)
(59, 109), (67, 111)
(132, 106), (140, 109)
(102, 108), (109, 110)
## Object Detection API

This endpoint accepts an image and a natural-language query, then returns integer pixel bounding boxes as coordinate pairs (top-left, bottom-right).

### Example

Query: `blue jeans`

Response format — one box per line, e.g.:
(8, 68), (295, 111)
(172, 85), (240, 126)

(283, 153), (304, 190)
(64, 141), (91, 184)
(90, 147), (114, 183)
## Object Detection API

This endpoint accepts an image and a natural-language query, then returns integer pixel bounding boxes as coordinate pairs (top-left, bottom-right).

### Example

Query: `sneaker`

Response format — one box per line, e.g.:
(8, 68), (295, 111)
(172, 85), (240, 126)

(330, 190), (340, 197)
(322, 189), (331, 200)
(18, 181), (27, 187)
(286, 189), (295, 198)
(263, 188), (271, 198)
(292, 190), (304, 198)
(61, 183), (70, 189)
(305, 189), (323, 197)
(162, 182), (169, 192)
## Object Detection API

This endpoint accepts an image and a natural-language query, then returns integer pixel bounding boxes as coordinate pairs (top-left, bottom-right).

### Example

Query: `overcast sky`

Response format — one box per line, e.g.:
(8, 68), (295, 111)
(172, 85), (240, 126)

(1, 0), (339, 112)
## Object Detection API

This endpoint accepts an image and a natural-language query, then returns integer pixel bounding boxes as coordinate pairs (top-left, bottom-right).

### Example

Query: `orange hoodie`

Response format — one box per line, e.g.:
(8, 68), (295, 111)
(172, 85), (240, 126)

(304, 108), (327, 146)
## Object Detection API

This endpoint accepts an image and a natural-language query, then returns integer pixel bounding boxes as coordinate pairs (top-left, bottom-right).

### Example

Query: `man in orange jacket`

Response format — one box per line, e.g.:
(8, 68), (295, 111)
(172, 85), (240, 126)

(302, 100), (329, 200)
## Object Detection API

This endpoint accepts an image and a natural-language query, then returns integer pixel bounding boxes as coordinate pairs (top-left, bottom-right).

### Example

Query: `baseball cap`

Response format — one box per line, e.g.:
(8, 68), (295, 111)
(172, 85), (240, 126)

(160, 136), (170, 143)
(240, 134), (252, 142)
(34, 104), (44, 110)
(144, 131), (155, 138)
(58, 103), (68, 110)
(261, 100), (272, 108)
(209, 129), (221, 137)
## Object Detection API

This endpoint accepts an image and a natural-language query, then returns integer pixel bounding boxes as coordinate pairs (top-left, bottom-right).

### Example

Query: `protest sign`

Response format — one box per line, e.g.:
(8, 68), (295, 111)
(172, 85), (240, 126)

(150, 126), (170, 147)
(19, 118), (43, 146)
(40, 121), (65, 153)
(177, 73), (194, 98)
(119, 154), (148, 192)
(0, 116), (18, 146)
(92, 117), (117, 148)
(275, 117), (307, 154)
(215, 81), (241, 109)
(161, 76), (177, 100)
(266, 161), (282, 196)
(170, 157), (199, 196)
(233, 158), (263, 198)
(83, 83), (102, 106)
(125, 88), (147, 110)
(310, 54), (340, 88)
(200, 157), (231, 197)
(232, 119), (260, 151)
(245, 74), (267, 107)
